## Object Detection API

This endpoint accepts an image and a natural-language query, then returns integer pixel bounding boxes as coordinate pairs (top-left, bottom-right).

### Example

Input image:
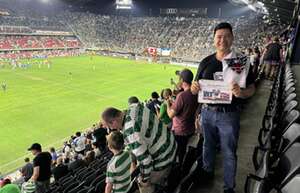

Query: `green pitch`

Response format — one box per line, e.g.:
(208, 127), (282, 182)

(0, 55), (195, 174)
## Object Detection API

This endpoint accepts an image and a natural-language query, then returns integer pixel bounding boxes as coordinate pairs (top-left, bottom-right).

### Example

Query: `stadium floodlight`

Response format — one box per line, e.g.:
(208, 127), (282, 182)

(248, 4), (256, 11)
(116, 0), (133, 10)
(40, 0), (49, 3)
(228, 0), (268, 14)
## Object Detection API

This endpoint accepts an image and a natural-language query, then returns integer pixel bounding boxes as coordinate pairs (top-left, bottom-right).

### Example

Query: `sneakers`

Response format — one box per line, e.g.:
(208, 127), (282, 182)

(224, 188), (235, 193)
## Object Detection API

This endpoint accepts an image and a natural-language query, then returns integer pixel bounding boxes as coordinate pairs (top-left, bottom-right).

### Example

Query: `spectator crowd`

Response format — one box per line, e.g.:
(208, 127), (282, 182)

(0, 35), (81, 50)
(0, 10), (287, 61)
(0, 6), (293, 193)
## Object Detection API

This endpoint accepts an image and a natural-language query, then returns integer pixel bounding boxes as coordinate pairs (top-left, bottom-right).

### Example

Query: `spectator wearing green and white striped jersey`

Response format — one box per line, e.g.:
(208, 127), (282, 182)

(101, 103), (177, 193)
(105, 131), (132, 193)
(21, 181), (35, 193)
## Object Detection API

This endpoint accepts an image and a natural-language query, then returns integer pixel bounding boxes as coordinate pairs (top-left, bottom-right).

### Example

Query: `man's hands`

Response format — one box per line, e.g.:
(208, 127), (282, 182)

(166, 98), (176, 119)
(167, 98), (173, 107)
(191, 81), (201, 95)
(191, 80), (250, 98)
(231, 82), (242, 98)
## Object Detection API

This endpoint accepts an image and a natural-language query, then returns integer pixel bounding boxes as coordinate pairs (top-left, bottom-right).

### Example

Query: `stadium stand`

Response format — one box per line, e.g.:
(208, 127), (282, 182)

(0, 35), (80, 50)
(1, 2), (299, 193)
(45, 150), (112, 193)
(0, 14), (82, 59)
(0, 9), (287, 62)
(61, 11), (277, 60)
(245, 63), (300, 193)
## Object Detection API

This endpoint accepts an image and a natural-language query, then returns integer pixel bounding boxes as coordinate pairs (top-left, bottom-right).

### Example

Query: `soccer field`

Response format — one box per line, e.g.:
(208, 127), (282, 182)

(0, 55), (194, 174)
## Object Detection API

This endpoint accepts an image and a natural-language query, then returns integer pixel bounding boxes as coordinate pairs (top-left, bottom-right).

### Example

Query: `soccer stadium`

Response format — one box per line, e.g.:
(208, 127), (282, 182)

(0, 0), (299, 193)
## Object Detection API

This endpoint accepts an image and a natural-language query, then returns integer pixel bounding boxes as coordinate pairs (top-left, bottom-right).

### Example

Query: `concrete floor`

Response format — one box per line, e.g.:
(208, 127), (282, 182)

(189, 80), (272, 193)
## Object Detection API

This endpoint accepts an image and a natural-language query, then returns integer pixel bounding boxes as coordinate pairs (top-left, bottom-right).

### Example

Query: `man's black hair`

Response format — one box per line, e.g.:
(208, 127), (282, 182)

(180, 69), (194, 85)
(151, 92), (159, 99)
(214, 22), (233, 36)
(102, 107), (122, 123)
(128, 96), (139, 105)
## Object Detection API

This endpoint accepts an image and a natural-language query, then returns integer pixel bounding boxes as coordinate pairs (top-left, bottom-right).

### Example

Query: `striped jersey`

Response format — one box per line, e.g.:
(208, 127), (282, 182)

(106, 151), (132, 193)
(123, 103), (177, 180)
(21, 181), (35, 193)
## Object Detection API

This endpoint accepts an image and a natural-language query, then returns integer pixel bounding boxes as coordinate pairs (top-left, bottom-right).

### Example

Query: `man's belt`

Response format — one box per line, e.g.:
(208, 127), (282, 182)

(202, 104), (239, 113)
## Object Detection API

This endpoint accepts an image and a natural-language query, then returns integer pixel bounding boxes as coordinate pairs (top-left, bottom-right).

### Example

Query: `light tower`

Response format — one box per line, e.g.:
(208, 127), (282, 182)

(116, 0), (133, 10)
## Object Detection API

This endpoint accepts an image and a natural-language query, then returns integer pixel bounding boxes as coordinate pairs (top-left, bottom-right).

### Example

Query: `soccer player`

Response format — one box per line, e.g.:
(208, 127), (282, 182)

(11, 59), (17, 69)
(0, 59), (5, 68)
(68, 72), (73, 80)
(45, 59), (51, 69)
(2, 81), (7, 92)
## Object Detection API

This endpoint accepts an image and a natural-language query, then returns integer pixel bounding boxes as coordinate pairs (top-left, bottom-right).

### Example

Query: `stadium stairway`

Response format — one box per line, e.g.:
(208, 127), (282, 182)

(187, 80), (272, 193)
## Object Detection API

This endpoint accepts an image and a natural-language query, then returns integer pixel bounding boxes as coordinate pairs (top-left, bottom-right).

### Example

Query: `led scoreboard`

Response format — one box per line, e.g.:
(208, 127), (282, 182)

(116, 0), (133, 10)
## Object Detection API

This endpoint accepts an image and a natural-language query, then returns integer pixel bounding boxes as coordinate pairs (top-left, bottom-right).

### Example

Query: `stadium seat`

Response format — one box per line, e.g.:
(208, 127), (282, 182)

(60, 178), (79, 192)
(62, 181), (79, 193)
(173, 158), (202, 193)
(284, 82), (296, 93)
(95, 165), (106, 176)
(46, 185), (60, 193)
(258, 109), (300, 148)
(284, 93), (297, 106)
(78, 169), (95, 181)
(283, 100), (298, 115)
(262, 98), (297, 135)
(94, 179), (106, 193)
(245, 150), (270, 193)
(280, 174), (300, 193)
(67, 181), (85, 193)
(276, 123), (300, 154)
(253, 123), (300, 170)
(77, 186), (91, 193)
(283, 87), (296, 101)
(58, 173), (73, 185)
(86, 187), (95, 193)
(89, 159), (101, 169)
(74, 167), (88, 176)
(246, 142), (300, 193)
(97, 160), (109, 170)
(90, 173), (106, 188)
(83, 172), (98, 186)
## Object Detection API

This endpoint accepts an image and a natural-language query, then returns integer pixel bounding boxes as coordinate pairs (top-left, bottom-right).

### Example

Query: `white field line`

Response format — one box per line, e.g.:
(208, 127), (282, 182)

(0, 136), (68, 170)
(0, 60), (195, 174)
(0, 70), (127, 173)
(0, 71), (128, 113)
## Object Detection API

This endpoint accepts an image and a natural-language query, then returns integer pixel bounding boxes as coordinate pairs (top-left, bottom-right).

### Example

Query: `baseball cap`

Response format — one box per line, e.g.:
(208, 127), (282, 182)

(28, 143), (42, 151)
(179, 69), (194, 84)
(0, 178), (11, 187)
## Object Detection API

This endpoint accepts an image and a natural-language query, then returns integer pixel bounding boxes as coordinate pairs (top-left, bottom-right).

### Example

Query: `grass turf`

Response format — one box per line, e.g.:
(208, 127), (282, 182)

(0, 55), (195, 174)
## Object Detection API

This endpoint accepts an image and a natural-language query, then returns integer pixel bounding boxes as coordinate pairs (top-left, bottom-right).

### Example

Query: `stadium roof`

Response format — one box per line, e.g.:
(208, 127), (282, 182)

(1, 0), (297, 22)
(229, 0), (298, 23)
(260, 0), (298, 23)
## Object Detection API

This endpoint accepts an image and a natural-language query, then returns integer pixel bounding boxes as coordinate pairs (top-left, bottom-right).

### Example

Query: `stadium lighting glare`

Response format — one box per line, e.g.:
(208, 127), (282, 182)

(248, 4), (256, 11)
(240, 0), (249, 4)
(230, 0), (268, 14)
(116, 0), (133, 10)
(257, 2), (264, 6)
(40, 0), (49, 3)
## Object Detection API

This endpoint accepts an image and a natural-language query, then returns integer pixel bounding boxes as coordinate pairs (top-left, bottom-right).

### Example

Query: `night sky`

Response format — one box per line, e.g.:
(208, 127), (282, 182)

(65, 0), (233, 10)
(0, 0), (251, 17)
